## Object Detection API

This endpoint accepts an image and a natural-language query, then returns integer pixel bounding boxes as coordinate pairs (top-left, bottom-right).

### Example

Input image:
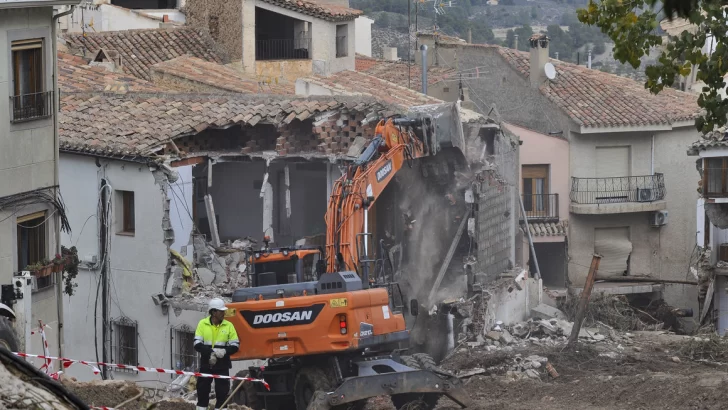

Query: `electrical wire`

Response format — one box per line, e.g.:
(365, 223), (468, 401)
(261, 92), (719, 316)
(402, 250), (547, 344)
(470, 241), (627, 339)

(16, 210), (58, 229)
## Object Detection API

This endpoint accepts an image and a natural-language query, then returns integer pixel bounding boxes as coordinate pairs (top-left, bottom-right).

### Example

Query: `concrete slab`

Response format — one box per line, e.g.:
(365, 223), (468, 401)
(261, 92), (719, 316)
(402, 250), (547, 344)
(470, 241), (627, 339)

(530, 303), (567, 320)
(570, 200), (667, 215)
(570, 281), (664, 296)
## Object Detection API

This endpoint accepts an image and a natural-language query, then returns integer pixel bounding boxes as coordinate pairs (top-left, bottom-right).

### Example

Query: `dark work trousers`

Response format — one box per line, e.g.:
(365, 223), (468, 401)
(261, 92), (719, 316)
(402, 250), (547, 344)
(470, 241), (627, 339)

(197, 367), (231, 409)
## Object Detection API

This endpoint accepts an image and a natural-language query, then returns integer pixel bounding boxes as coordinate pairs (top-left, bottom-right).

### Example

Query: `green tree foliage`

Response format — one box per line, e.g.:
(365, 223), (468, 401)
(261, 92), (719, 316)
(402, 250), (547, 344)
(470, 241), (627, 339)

(577, 0), (725, 133)
(505, 25), (534, 51)
(531, 5), (539, 19)
(376, 12), (391, 28)
(547, 24), (575, 60)
(470, 16), (496, 43)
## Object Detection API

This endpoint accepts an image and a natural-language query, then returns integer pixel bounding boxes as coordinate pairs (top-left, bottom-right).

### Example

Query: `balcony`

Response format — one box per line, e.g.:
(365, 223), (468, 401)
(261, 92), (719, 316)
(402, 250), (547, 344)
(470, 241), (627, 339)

(10, 91), (53, 123)
(522, 193), (559, 221)
(256, 38), (311, 61)
(570, 174), (667, 215)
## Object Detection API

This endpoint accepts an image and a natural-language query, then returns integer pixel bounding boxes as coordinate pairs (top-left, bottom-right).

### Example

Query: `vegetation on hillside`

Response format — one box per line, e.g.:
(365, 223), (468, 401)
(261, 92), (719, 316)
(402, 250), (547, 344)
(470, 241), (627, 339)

(354, 0), (613, 64)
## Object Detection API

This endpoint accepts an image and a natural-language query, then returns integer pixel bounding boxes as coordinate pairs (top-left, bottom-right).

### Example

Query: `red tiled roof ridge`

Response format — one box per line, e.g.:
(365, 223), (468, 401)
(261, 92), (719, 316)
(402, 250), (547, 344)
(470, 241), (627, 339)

(490, 44), (700, 128)
(258, 0), (362, 21)
(150, 55), (294, 95)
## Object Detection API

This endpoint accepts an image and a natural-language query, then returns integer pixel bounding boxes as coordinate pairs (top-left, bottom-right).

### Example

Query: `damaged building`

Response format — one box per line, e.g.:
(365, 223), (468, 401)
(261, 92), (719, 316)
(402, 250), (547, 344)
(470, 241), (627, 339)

(407, 33), (702, 328)
(688, 132), (728, 335)
(52, 23), (534, 383)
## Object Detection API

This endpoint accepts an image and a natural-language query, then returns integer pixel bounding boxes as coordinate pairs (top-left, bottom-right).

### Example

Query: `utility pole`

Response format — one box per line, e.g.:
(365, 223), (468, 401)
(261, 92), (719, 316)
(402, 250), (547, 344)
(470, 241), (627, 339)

(408, 0), (411, 89)
(100, 178), (109, 379)
(568, 254), (601, 345)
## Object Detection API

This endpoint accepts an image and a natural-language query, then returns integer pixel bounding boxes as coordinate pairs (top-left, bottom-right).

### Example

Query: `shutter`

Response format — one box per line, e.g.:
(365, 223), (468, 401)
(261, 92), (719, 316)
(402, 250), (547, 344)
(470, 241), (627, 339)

(594, 227), (632, 275)
(596, 147), (630, 177)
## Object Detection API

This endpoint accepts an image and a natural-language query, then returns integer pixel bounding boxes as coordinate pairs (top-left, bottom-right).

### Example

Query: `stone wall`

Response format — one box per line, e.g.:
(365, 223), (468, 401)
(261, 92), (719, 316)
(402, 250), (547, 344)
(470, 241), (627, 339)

(184, 0), (243, 60)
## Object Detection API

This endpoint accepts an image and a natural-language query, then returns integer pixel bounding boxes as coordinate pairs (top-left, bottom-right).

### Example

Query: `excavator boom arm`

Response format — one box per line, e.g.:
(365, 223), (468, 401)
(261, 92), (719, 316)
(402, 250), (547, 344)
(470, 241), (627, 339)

(325, 119), (427, 275)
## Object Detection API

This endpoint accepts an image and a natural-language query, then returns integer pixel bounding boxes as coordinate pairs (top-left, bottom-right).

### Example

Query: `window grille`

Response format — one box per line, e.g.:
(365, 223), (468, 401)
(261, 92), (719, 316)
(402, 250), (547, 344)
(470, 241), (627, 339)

(172, 324), (198, 371)
(111, 316), (138, 373)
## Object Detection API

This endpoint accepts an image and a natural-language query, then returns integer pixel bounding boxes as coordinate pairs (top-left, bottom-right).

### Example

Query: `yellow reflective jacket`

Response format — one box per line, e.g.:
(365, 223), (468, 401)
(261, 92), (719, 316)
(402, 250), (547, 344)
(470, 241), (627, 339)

(194, 317), (240, 369)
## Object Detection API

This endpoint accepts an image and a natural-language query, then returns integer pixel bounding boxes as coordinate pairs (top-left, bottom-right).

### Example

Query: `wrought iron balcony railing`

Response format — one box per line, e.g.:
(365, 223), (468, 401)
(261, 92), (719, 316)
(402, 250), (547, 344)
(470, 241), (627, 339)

(522, 193), (559, 220)
(10, 91), (53, 123)
(570, 174), (666, 204)
(256, 38), (311, 61)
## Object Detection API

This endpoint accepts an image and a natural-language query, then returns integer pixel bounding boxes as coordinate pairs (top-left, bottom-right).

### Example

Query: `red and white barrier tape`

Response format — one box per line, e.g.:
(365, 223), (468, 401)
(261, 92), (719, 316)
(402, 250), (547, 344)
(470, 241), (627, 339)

(30, 320), (54, 376)
(12, 352), (270, 390)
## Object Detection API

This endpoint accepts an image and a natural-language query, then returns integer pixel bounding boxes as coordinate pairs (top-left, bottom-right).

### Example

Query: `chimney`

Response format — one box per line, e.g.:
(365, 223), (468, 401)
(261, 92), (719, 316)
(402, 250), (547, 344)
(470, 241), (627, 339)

(467, 28), (472, 44)
(587, 48), (592, 69)
(383, 47), (398, 61)
(529, 34), (549, 87)
(514, 34), (518, 51)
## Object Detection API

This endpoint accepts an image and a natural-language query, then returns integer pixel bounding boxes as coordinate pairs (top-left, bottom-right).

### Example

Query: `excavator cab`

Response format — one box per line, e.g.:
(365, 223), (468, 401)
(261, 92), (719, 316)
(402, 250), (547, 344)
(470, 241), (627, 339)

(245, 243), (325, 287)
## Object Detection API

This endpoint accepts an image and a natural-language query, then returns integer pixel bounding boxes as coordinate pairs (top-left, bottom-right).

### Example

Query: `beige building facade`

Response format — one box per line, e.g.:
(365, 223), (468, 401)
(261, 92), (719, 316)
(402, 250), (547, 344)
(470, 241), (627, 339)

(0, 0), (79, 358)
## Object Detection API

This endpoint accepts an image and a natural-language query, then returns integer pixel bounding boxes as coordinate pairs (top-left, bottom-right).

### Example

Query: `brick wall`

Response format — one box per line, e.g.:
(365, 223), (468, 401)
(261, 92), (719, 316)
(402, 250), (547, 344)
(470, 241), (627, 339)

(168, 110), (378, 157)
(476, 131), (519, 278)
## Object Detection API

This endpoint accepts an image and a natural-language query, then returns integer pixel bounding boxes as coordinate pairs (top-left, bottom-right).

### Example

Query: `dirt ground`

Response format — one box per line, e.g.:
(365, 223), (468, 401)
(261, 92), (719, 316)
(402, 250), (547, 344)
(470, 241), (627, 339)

(58, 332), (728, 410)
(432, 332), (728, 410)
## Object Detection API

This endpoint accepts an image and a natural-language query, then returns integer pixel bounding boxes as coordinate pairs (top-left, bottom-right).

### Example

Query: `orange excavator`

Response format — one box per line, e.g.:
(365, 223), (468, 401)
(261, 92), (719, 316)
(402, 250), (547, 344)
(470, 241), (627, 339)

(225, 103), (471, 410)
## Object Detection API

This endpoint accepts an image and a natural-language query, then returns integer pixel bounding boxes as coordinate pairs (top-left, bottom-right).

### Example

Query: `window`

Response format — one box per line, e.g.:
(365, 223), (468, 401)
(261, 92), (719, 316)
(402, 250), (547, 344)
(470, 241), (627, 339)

(336, 24), (348, 57)
(111, 317), (138, 371)
(117, 191), (135, 235)
(172, 325), (198, 371)
(704, 158), (728, 197)
(17, 211), (53, 291)
(11, 39), (51, 122)
(522, 165), (549, 216)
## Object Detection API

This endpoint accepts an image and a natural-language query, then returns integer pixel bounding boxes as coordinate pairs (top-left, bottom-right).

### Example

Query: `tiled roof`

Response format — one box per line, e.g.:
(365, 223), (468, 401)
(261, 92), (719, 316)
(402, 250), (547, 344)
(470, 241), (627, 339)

(687, 130), (728, 155)
(524, 220), (568, 237)
(150, 55), (294, 95)
(64, 28), (225, 82)
(59, 93), (394, 157)
(494, 47), (700, 128)
(58, 52), (164, 93)
(355, 55), (455, 90)
(259, 0), (362, 21)
(300, 70), (444, 109)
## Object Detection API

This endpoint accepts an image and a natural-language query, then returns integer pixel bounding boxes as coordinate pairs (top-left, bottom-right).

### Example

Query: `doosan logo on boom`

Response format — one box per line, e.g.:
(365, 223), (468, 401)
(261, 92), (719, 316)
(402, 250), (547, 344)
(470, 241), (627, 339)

(253, 311), (313, 324)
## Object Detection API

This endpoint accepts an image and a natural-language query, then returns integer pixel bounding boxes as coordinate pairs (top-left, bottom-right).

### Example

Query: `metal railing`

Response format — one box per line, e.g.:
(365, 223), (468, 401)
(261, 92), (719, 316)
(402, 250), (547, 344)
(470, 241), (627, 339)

(336, 36), (348, 57)
(256, 38), (311, 60)
(570, 174), (666, 204)
(10, 91), (53, 123)
(522, 193), (559, 220)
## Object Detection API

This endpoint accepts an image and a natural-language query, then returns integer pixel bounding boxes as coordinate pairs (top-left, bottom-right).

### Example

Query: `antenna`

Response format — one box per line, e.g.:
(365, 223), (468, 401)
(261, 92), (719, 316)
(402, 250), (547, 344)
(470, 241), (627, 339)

(544, 62), (556, 80)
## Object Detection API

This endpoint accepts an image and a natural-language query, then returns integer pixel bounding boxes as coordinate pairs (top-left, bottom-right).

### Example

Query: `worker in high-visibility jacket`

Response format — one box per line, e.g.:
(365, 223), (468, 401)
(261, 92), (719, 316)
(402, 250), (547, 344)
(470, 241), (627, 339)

(194, 298), (240, 410)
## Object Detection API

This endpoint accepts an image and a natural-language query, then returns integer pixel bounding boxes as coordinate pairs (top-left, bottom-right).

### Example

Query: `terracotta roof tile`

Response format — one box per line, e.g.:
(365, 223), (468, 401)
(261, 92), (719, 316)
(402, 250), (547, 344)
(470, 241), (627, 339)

(150, 55), (294, 94)
(525, 220), (568, 237)
(259, 0), (362, 21)
(59, 93), (393, 157)
(64, 28), (225, 82)
(300, 70), (443, 109)
(59, 52), (164, 93)
(492, 46), (700, 128)
(355, 55), (455, 90)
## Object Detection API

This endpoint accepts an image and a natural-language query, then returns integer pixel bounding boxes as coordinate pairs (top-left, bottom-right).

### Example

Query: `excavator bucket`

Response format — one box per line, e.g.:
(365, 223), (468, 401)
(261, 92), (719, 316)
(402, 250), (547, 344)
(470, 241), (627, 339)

(405, 101), (472, 188)
(406, 101), (467, 157)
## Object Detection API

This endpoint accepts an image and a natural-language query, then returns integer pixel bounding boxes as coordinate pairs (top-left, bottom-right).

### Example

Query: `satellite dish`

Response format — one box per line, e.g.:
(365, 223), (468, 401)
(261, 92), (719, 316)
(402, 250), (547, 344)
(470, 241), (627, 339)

(544, 62), (557, 80)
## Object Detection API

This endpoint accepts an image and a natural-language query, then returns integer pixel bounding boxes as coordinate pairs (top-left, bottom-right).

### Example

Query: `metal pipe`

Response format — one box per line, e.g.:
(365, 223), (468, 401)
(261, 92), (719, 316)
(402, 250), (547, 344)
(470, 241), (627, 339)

(518, 193), (541, 280)
(420, 44), (428, 95)
(52, 4), (75, 365)
(588, 49), (592, 69)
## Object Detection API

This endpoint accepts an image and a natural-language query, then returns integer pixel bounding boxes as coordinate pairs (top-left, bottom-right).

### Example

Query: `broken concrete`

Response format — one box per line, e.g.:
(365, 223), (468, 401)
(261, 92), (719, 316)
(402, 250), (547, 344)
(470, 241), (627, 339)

(531, 303), (567, 321)
(196, 267), (215, 286)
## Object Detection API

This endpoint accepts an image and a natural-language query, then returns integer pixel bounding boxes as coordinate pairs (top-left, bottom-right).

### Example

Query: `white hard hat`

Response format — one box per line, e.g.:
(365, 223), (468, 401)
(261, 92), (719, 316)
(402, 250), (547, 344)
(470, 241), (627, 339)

(209, 298), (227, 311)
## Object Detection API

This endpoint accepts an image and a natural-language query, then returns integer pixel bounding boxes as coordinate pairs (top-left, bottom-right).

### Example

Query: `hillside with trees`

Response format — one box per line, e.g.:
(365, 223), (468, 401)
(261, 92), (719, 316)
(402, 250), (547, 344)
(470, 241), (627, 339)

(353, 0), (633, 67)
